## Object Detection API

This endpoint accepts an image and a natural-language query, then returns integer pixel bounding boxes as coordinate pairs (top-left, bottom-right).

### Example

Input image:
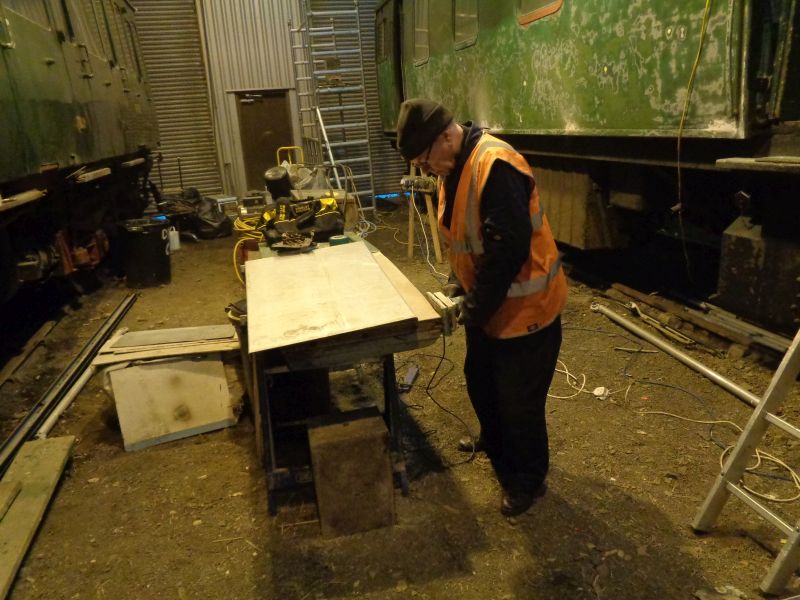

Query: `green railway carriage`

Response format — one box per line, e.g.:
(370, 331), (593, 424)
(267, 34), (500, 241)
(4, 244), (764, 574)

(376, 0), (800, 335)
(0, 0), (158, 301)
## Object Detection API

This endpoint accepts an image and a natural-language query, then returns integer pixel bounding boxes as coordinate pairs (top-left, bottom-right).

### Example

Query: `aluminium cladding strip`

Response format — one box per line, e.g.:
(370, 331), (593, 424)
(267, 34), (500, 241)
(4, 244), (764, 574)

(0, 294), (137, 476)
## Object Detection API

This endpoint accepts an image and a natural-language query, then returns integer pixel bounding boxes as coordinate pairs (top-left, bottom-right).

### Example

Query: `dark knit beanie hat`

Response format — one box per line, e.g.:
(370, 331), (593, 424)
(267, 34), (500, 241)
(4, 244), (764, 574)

(396, 98), (454, 160)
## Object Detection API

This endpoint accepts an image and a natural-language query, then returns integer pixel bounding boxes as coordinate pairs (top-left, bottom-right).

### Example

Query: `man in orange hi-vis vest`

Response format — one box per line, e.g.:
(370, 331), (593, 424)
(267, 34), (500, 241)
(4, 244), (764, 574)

(396, 98), (568, 517)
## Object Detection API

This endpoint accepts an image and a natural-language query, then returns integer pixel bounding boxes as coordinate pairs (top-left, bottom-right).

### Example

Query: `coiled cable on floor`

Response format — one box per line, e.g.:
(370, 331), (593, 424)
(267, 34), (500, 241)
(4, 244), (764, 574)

(232, 216), (264, 285)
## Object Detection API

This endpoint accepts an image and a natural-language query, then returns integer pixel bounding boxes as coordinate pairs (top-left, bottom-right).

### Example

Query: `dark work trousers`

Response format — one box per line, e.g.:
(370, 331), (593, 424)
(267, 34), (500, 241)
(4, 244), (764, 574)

(464, 316), (562, 493)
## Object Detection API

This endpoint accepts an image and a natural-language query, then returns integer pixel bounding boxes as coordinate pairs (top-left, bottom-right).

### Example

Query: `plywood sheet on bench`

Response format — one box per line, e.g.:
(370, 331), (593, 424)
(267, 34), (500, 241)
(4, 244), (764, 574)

(246, 242), (416, 353)
(0, 436), (74, 599)
(110, 355), (235, 451)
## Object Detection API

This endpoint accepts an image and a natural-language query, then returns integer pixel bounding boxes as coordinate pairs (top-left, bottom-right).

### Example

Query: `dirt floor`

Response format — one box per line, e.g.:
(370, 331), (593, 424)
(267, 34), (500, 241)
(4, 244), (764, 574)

(3, 202), (800, 599)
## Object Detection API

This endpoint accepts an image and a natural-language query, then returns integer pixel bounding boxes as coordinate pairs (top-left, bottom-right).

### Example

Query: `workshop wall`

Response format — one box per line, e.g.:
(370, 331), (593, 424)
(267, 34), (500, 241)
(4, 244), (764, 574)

(134, 0), (223, 195)
(135, 0), (406, 199)
(199, 0), (302, 196)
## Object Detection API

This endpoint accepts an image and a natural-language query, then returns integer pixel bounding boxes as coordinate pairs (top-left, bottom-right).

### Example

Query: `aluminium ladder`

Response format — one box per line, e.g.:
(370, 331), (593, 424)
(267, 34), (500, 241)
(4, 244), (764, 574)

(692, 327), (800, 595)
(289, 0), (376, 211)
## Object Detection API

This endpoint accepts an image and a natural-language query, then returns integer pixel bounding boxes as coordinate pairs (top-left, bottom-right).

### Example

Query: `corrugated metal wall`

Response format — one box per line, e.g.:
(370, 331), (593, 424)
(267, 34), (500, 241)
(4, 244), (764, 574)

(133, 0), (404, 198)
(133, 0), (222, 194)
(199, 0), (301, 196)
(309, 0), (406, 196)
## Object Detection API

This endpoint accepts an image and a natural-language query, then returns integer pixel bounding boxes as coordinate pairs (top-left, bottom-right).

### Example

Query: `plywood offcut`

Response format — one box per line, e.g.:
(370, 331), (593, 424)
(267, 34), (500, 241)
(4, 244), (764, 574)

(110, 354), (236, 451)
(109, 324), (236, 348)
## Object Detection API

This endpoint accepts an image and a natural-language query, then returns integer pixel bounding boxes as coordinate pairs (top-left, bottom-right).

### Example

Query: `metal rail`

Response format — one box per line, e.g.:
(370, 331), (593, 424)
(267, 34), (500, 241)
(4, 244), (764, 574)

(0, 293), (137, 475)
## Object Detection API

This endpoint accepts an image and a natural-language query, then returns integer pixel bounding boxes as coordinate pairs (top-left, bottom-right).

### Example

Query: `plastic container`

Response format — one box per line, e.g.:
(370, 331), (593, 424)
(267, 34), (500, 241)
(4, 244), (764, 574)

(120, 215), (171, 288)
(168, 227), (181, 252)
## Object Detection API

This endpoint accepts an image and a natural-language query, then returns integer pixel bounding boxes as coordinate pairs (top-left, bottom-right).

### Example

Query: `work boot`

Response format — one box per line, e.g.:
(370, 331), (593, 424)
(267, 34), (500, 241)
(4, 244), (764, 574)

(457, 435), (485, 453)
(501, 482), (547, 518)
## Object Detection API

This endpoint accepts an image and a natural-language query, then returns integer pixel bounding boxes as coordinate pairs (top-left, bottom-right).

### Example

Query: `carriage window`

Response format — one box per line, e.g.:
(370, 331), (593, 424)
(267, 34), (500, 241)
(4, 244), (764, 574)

(80, 0), (113, 59)
(108, 2), (135, 72)
(518, 0), (563, 25)
(60, 0), (105, 57)
(98, 0), (118, 65)
(453, 0), (477, 49)
(413, 0), (429, 65)
(126, 21), (143, 78)
(4, 0), (50, 28)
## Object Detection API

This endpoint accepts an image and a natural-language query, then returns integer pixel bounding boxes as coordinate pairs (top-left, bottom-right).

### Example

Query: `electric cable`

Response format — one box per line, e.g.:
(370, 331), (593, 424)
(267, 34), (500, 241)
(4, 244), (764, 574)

(562, 320), (800, 502)
(420, 335), (477, 466)
(231, 215), (264, 285)
(396, 335), (477, 467)
(639, 408), (800, 503)
(371, 208), (410, 247)
(410, 183), (448, 282)
(674, 0), (713, 283)
(334, 162), (376, 237)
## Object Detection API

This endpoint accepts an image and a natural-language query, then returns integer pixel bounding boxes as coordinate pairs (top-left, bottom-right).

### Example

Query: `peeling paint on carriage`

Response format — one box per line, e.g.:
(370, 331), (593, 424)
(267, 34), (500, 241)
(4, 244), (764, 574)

(380, 0), (757, 139)
(376, 0), (800, 334)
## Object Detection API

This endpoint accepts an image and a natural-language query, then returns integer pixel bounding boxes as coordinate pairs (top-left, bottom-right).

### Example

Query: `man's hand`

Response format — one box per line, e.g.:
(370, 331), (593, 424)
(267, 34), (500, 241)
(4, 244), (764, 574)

(453, 296), (470, 325)
(442, 283), (464, 298)
(442, 272), (465, 298)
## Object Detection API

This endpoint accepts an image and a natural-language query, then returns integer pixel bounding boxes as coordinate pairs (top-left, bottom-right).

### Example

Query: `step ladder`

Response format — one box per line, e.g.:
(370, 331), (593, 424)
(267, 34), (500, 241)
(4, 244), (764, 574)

(692, 328), (800, 595)
(289, 0), (376, 212)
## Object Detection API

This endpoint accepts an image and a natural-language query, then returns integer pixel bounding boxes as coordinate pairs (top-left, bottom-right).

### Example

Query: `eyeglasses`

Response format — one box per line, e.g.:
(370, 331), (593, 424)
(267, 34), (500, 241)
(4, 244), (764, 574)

(411, 141), (434, 171)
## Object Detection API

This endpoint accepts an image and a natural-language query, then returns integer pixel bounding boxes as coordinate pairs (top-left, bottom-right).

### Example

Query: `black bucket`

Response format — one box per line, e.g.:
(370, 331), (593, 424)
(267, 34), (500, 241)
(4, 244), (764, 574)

(120, 215), (171, 288)
(264, 166), (293, 199)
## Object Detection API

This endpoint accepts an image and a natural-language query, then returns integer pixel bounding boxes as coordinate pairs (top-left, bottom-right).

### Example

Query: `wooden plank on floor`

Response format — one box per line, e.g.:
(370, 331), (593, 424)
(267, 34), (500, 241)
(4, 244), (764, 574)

(0, 320), (57, 387)
(0, 482), (21, 522)
(246, 242), (416, 353)
(0, 436), (75, 599)
(109, 324), (236, 349)
(110, 355), (236, 451)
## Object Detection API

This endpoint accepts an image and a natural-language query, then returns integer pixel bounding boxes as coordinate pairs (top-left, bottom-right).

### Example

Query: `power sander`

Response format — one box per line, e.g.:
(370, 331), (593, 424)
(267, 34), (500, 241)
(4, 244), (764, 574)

(425, 292), (464, 336)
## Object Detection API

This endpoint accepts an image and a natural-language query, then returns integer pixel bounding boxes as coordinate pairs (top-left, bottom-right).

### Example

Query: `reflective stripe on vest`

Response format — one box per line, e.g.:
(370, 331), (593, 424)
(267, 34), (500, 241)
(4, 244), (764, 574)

(507, 256), (562, 298)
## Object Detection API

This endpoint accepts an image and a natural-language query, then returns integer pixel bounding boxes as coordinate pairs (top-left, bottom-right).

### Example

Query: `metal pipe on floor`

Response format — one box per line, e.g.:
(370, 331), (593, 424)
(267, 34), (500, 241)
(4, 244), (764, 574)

(590, 302), (761, 408)
(34, 365), (98, 439)
(0, 293), (137, 474)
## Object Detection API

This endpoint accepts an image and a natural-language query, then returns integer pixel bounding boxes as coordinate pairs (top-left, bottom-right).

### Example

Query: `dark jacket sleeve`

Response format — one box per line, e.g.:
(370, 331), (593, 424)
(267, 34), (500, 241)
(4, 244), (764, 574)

(460, 160), (532, 328)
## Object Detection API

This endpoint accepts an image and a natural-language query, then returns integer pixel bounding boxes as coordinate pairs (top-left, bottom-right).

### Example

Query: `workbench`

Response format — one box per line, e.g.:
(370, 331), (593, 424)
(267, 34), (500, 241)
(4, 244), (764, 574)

(244, 241), (441, 515)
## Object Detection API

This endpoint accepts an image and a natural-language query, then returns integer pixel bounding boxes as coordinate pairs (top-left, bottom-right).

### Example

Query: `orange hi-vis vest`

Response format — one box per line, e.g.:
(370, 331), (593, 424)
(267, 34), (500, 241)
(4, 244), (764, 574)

(437, 133), (567, 338)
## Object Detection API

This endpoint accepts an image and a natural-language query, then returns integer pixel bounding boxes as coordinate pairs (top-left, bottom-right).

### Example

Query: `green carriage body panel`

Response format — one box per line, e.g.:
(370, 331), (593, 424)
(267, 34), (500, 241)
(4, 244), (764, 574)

(0, 0), (158, 186)
(0, 0), (160, 301)
(376, 1), (403, 135)
(377, 0), (800, 141)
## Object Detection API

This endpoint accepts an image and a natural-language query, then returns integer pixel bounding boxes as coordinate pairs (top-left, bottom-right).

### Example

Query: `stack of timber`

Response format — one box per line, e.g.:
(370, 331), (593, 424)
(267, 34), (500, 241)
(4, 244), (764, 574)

(92, 325), (240, 366)
(606, 283), (791, 358)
